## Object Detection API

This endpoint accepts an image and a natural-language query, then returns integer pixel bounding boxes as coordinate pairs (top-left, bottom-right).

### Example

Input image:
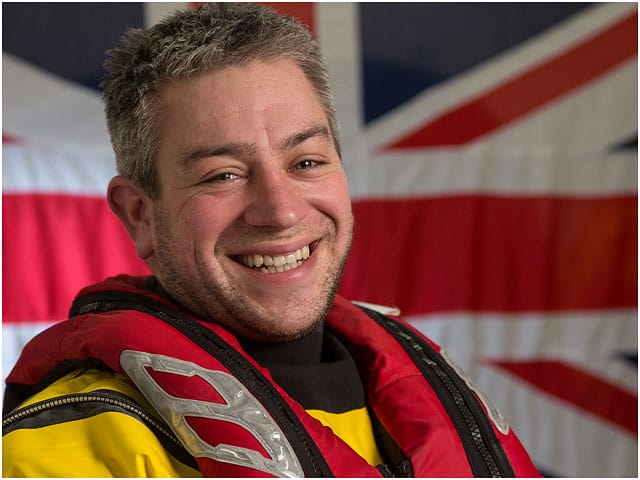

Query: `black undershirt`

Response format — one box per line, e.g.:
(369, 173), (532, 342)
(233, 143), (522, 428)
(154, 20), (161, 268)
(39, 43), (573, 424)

(144, 276), (366, 412)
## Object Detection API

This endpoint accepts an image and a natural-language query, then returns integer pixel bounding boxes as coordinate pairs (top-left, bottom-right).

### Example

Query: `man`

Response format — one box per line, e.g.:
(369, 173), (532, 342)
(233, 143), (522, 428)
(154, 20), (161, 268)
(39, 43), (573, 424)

(3, 4), (539, 477)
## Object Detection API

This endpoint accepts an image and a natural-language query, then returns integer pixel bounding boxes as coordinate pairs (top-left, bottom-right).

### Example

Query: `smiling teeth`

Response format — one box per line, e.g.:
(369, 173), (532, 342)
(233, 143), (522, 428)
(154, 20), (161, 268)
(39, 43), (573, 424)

(241, 245), (310, 273)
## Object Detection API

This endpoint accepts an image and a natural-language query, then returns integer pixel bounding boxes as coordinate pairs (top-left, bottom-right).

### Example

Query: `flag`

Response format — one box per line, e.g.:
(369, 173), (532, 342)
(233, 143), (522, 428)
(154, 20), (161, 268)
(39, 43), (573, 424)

(3, 3), (637, 476)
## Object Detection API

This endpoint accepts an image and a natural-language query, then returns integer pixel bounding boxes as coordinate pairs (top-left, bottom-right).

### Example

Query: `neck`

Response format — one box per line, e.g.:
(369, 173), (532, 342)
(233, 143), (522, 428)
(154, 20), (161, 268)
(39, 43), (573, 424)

(239, 322), (325, 367)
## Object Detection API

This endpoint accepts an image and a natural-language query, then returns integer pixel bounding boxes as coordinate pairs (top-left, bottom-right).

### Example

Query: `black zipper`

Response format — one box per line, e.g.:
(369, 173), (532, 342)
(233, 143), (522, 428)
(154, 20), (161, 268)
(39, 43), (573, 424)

(3, 389), (197, 469)
(360, 307), (515, 478)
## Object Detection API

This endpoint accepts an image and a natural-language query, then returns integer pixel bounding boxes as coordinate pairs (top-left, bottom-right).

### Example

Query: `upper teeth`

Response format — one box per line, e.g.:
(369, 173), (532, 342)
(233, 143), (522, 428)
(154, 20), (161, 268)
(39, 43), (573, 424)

(239, 245), (310, 273)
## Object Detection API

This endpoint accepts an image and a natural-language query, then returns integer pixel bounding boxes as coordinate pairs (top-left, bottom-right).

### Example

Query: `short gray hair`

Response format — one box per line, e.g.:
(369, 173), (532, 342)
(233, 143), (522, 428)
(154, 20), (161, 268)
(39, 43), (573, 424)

(102, 3), (339, 198)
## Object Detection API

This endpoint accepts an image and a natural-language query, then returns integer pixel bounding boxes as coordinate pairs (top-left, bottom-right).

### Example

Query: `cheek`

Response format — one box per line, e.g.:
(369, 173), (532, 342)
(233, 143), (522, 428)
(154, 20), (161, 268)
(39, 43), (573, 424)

(175, 198), (230, 241)
(316, 177), (352, 224)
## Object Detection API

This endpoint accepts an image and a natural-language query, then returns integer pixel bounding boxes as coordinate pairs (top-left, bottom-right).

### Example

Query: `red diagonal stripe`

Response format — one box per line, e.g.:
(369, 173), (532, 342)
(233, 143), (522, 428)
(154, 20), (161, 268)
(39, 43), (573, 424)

(385, 11), (638, 149)
(488, 360), (637, 435)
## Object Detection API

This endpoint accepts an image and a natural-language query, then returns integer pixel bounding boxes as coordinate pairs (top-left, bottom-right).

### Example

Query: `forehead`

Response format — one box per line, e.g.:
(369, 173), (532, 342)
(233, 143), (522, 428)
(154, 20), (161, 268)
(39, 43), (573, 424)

(157, 59), (325, 128)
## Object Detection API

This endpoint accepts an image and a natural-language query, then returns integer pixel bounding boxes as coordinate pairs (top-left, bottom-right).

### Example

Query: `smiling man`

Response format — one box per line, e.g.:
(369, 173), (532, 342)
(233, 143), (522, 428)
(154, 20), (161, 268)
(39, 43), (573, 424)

(3, 4), (539, 478)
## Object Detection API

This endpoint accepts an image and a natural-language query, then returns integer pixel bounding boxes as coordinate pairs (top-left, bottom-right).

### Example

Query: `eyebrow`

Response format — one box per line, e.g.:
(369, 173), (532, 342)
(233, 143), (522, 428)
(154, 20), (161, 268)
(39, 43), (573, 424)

(178, 125), (331, 167)
(278, 125), (331, 151)
(178, 142), (256, 168)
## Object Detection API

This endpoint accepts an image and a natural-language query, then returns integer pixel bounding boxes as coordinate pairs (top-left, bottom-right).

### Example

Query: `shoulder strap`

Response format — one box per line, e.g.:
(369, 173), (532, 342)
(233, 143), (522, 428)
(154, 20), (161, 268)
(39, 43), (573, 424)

(357, 306), (516, 478)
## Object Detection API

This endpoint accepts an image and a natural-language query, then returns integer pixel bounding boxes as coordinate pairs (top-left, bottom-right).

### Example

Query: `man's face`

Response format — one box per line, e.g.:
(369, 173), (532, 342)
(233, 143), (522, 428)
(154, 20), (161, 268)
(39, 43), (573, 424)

(147, 59), (353, 342)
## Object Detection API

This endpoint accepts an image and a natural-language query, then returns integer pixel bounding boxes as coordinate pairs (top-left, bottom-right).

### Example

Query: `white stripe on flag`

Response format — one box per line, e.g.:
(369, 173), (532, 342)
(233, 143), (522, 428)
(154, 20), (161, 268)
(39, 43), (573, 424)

(3, 54), (109, 148)
(3, 143), (115, 195)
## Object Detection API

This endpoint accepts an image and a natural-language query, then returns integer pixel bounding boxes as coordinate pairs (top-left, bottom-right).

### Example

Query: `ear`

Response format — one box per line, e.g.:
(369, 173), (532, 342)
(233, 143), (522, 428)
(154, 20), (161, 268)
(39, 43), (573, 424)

(107, 175), (155, 260)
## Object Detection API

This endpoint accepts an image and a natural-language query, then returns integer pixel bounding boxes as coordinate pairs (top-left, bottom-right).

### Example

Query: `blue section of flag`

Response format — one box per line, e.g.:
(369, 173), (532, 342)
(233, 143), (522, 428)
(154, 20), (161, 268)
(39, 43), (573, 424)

(2, 3), (144, 91)
(609, 134), (638, 152)
(359, 3), (592, 124)
(615, 351), (638, 367)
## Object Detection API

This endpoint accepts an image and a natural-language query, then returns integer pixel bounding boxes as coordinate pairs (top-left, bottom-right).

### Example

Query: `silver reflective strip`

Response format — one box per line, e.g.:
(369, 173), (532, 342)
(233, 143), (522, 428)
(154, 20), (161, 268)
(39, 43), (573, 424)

(120, 350), (304, 477)
(351, 300), (401, 317)
(439, 349), (510, 435)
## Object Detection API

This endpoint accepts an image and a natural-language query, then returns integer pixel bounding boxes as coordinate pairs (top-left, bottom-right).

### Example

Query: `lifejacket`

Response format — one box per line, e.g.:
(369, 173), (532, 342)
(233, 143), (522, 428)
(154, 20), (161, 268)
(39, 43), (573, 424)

(4, 275), (539, 477)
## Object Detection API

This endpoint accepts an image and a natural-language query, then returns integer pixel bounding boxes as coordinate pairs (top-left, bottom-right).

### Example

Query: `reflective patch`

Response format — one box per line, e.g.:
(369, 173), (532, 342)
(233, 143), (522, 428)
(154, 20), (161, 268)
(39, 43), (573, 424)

(120, 350), (304, 477)
(439, 349), (510, 435)
(351, 300), (401, 316)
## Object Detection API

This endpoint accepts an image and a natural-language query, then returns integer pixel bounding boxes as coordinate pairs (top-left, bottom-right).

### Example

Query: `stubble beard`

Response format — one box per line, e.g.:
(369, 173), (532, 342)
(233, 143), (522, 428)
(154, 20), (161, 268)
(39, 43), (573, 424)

(150, 209), (354, 343)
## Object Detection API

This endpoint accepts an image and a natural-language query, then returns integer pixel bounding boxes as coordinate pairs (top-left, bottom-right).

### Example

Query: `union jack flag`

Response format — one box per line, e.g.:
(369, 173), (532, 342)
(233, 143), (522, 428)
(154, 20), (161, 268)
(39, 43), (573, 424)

(3, 3), (637, 476)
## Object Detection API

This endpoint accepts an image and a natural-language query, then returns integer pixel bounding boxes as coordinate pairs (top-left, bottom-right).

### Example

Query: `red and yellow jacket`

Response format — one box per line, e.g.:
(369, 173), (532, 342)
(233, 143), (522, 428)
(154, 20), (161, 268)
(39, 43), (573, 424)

(3, 275), (539, 477)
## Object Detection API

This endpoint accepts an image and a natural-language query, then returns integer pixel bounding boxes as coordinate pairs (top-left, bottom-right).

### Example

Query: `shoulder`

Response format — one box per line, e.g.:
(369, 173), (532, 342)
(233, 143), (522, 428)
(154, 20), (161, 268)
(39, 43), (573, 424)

(3, 368), (200, 477)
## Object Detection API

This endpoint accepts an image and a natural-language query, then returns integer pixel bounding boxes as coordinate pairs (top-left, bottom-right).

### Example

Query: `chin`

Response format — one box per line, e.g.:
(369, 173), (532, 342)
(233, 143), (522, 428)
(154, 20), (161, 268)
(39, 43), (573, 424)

(240, 317), (321, 343)
(226, 301), (325, 343)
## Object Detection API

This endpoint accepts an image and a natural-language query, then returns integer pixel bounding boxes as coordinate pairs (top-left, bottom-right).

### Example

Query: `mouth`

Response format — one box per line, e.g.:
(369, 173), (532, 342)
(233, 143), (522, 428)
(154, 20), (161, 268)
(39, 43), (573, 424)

(235, 241), (317, 274)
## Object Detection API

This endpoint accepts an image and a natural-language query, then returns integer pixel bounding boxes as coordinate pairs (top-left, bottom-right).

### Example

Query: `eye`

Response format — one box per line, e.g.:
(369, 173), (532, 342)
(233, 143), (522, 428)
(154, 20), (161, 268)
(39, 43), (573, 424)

(290, 159), (320, 171)
(202, 171), (242, 184)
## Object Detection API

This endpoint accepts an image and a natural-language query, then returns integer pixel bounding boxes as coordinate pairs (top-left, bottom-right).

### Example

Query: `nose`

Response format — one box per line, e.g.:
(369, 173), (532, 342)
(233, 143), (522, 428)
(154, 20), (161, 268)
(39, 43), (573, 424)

(242, 166), (310, 229)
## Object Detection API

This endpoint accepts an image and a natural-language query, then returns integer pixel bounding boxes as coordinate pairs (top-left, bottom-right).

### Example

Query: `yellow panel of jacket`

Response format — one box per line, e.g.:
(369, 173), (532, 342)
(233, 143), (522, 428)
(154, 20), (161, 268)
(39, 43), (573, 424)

(3, 369), (202, 477)
(3, 368), (383, 477)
